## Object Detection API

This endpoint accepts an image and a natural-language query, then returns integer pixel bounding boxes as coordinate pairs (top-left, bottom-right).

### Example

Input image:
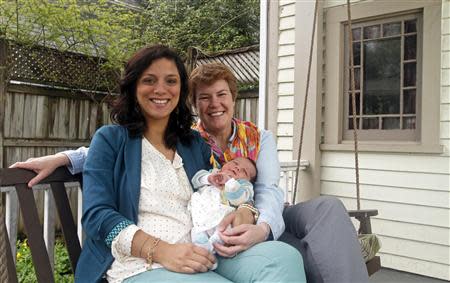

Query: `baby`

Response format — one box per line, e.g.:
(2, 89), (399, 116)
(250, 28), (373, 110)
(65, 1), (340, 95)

(189, 157), (257, 268)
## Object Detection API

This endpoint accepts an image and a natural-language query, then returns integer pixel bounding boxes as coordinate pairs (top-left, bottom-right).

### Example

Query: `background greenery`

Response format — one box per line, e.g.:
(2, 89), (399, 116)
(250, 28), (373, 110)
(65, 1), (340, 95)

(16, 239), (74, 283)
(0, 0), (259, 71)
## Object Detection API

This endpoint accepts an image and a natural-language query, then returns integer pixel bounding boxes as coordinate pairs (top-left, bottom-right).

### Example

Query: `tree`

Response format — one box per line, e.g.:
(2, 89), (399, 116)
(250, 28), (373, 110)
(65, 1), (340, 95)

(139, 0), (259, 55)
(0, 0), (139, 70)
(0, 0), (259, 71)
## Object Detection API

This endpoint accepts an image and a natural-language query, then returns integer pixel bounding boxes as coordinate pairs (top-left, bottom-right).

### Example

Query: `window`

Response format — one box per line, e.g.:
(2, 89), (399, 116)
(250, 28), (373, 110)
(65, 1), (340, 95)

(343, 14), (421, 141)
(321, 1), (442, 153)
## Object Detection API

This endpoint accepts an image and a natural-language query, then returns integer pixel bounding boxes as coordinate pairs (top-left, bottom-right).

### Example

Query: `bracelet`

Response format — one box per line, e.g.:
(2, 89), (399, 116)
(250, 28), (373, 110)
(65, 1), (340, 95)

(238, 203), (260, 223)
(139, 236), (152, 258)
(146, 237), (161, 269)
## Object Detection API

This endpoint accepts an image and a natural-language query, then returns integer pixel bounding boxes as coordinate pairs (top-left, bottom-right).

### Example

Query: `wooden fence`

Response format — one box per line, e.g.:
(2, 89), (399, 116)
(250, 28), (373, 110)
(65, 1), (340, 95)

(0, 39), (114, 233)
(0, 39), (115, 169)
(234, 90), (258, 124)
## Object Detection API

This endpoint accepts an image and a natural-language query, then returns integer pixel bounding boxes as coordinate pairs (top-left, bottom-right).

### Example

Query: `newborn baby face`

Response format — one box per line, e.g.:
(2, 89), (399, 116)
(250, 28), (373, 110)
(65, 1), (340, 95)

(220, 157), (256, 182)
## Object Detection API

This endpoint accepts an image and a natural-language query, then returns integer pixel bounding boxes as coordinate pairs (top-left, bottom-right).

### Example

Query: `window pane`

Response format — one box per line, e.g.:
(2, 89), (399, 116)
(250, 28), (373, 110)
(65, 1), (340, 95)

(353, 42), (361, 65)
(364, 25), (381, 39)
(348, 67), (361, 90)
(348, 118), (360, 130)
(403, 62), (416, 87)
(348, 92), (360, 115)
(352, 28), (362, 41)
(404, 20), (417, 33)
(363, 118), (379, 129)
(403, 117), (416, 129)
(383, 22), (401, 37)
(404, 35), (417, 60)
(403, 89), (416, 114)
(363, 38), (401, 114)
(382, 117), (400, 129)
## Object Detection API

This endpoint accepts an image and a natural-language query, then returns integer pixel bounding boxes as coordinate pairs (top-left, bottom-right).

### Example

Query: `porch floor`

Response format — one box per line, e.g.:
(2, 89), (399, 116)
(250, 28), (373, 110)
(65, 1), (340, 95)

(369, 268), (448, 283)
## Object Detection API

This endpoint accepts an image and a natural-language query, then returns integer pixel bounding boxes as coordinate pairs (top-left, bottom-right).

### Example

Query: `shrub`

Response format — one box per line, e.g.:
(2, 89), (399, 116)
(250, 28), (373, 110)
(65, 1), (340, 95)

(16, 239), (74, 283)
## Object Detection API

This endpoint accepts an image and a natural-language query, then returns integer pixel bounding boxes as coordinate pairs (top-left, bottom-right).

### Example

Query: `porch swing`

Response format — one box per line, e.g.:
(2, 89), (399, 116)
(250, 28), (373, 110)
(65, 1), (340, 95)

(290, 0), (381, 276)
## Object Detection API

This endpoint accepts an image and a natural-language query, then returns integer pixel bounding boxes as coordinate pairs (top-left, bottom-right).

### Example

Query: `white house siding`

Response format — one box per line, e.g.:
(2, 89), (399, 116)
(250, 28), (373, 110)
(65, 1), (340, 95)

(277, 0), (296, 162)
(318, 0), (450, 280)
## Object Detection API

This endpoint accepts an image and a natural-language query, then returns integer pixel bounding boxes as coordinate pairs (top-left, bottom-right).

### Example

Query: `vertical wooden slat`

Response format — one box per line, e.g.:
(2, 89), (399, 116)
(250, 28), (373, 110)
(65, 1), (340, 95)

(245, 98), (252, 122)
(284, 171), (290, 202)
(50, 182), (81, 273)
(43, 188), (56, 270)
(11, 93), (25, 138)
(78, 100), (89, 139)
(48, 96), (57, 138)
(251, 98), (259, 124)
(102, 102), (110, 125)
(4, 93), (12, 138)
(15, 184), (54, 283)
(23, 94), (38, 138)
(0, 39), (6, 167)
(68, 99), (78, 139)
(77, 187), (83, 247)
(5, 190), (18, 260)
(59, 98), (70, 139)
(239, 99), (245, 120)
(1, 193), (18, 283)
(35, 95), (49, 138)
(89, 102), (98, 138)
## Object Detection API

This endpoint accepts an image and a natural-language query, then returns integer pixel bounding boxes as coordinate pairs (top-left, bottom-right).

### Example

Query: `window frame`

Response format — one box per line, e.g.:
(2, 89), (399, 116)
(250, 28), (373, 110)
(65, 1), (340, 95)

(321, 1), (442, 153)
(342, 13), (423, 141)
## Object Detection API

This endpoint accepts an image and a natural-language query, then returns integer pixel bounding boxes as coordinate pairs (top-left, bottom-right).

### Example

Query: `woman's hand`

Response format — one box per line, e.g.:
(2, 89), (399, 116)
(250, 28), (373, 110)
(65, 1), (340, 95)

(9, 153), (70, 187)
(214, 211), (270, 257)
(155, 242), (216, 273)
(213, 223), (270, 257)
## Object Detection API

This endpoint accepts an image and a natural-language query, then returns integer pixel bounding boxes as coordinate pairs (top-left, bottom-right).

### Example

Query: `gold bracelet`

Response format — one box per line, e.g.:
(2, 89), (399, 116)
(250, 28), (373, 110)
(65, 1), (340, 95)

(238, 203), (260, 223)
(146, 237), (161, 269)
(139, 236), (151, 258)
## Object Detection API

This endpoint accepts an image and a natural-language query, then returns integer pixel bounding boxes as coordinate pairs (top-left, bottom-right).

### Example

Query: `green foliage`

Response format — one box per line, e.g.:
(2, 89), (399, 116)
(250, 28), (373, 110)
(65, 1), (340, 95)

(16, 239), (74, 283)
(0, 0), (138, 71)
(140, 0), (260, 55)
(0, 0), (259, 71)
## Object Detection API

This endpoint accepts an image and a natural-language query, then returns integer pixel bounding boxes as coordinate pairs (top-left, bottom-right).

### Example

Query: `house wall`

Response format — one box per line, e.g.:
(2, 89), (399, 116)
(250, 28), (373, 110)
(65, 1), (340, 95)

(270, 0), (450, 279)
(274, 0), (296, 163)
(319, 0), (449, 280)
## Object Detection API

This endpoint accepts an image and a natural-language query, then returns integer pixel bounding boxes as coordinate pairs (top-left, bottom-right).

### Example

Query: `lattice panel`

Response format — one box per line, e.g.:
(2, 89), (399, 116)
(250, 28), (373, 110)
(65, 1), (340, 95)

(6, 41), (118, 91)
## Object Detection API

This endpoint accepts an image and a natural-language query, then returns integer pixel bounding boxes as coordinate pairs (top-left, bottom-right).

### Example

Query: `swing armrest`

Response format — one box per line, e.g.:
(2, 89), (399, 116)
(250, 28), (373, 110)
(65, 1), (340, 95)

(348, 209), (378, 218)
(348, 209), (378, 234)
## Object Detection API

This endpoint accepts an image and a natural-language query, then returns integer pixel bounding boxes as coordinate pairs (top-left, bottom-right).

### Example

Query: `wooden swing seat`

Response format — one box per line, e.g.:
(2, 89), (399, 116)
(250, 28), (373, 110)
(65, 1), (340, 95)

(348, 209), (381, 276)
(1, 167), (381, 282)
(1, 167), (82, 283)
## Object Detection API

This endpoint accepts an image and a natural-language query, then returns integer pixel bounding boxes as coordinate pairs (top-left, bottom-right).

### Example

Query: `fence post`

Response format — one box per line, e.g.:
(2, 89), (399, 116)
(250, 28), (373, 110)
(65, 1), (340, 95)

(0, 38), (7, 168)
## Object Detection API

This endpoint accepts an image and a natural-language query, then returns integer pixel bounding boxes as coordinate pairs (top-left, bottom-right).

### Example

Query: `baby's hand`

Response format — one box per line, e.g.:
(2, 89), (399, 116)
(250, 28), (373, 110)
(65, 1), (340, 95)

(208, 173), (230, 188)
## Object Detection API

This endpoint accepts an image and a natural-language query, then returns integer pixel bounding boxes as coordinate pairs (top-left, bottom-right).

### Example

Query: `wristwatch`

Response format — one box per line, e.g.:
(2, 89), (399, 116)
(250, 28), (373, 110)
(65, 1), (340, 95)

(238, 203), (260, 223)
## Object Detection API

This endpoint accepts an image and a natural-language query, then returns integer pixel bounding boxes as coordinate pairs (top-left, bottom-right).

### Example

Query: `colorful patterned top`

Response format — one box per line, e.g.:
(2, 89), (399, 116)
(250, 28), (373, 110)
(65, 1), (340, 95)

(194, 118), (261, 169)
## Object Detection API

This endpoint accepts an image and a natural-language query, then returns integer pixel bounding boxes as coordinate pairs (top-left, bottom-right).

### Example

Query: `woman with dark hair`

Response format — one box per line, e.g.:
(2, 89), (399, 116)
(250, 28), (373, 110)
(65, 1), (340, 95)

(27, 45), (305, 282)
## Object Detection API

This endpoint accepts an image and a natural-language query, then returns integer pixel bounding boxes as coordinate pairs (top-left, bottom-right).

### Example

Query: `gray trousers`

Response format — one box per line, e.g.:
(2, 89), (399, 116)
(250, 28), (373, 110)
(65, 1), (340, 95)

(279, 196), (369, 283)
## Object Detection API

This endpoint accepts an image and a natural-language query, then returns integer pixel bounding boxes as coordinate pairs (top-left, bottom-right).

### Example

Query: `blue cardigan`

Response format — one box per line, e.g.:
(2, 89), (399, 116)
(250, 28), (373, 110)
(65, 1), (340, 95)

(74, 125), (211, 282)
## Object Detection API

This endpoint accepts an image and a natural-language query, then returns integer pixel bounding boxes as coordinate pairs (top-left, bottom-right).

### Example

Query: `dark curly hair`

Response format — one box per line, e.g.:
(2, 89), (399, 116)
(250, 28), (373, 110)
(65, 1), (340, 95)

(110, 45), (193, 148)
